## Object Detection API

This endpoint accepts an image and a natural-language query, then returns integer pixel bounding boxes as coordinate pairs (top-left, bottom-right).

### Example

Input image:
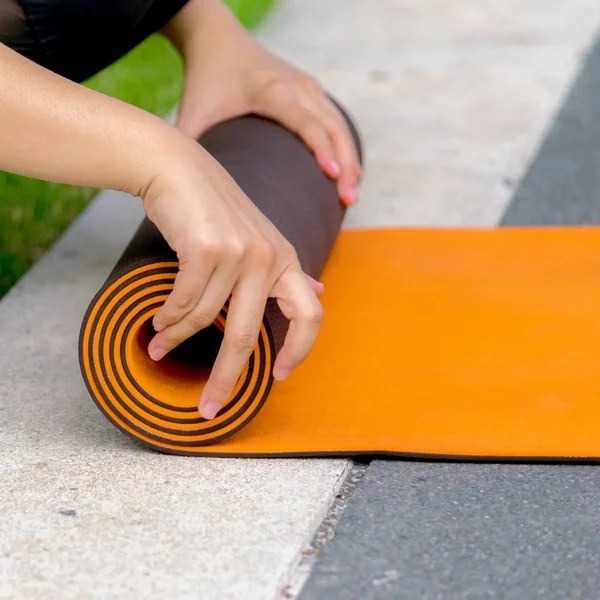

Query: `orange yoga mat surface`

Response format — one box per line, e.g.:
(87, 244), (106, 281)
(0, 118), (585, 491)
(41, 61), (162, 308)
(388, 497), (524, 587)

(81, 226), (600, 459)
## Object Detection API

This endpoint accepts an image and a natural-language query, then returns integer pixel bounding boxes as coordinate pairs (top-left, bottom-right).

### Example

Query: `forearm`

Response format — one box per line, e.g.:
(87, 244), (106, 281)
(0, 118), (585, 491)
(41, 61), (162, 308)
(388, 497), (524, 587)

(160, 0), (255, 136)
(161, 0), (243, 67)
(0, 42), (181, 197)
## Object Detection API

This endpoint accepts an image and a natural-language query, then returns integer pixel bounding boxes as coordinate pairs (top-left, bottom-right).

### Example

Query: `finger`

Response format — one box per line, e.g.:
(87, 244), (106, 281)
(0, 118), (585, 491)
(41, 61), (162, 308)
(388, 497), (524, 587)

(292, 87), (360, 206)
(256, 85), (340, 179)
(304, 273), (325, 297)
(199, 277), (269, 419)
(271, 268), (324, 381)
(314, 94), (361, 206)
(152, 260), (215, 332)
(293, 114), (339, 180)
(148, 267), (237, 361)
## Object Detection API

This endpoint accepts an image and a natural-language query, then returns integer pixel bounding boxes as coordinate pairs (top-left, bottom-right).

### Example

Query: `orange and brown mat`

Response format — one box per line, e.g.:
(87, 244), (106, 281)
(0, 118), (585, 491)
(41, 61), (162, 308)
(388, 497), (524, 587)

(79, 110), (600, 460)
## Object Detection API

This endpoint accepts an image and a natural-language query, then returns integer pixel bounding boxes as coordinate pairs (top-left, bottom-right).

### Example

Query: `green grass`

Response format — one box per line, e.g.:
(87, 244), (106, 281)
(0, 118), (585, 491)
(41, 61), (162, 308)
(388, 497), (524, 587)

(0, 0), (277, 297)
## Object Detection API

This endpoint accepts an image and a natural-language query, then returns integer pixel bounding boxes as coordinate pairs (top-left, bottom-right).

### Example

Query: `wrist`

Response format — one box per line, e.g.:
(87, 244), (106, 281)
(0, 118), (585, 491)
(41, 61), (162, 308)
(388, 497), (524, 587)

(122, 120), (193, 199)
(138, 124), (212, 209)
(162, 0), (243, 63)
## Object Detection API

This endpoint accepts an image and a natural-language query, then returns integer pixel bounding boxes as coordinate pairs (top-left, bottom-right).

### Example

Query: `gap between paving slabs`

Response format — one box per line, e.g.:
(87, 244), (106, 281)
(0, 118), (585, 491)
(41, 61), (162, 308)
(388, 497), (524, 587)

(281, 458), (372, 599)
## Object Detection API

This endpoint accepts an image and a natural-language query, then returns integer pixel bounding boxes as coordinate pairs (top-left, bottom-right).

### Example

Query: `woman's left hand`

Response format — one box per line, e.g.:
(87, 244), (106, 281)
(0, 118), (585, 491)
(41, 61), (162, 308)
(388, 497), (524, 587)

(162, 0), (361, 207)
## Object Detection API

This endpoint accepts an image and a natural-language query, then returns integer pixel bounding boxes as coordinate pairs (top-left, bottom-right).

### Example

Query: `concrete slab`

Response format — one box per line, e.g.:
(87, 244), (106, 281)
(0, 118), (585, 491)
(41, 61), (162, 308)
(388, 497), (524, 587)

(0, 191), (349, 600)
(259, 0), (600, 229)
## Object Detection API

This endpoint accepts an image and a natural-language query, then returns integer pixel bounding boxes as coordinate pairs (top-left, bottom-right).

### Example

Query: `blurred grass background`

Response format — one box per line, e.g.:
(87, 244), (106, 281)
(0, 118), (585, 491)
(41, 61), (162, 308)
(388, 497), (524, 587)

(0, 0), (276, 297)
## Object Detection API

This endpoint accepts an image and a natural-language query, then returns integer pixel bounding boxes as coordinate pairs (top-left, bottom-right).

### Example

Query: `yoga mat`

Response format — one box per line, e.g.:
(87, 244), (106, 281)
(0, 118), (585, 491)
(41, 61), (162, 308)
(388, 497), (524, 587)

(80, 110), (600, 461)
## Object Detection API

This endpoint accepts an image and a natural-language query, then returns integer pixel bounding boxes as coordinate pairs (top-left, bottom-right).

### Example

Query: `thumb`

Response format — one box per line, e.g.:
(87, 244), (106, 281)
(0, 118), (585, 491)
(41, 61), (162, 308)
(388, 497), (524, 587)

(174, 96), (213, 140)
(175, 73), (249, 140)
(304, 273), (325, 297)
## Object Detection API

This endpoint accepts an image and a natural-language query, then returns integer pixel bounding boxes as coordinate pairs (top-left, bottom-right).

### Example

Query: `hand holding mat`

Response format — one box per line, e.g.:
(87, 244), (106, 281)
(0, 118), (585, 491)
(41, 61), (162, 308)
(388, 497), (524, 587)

(80, 107), (600, 461)
(79, 104), (362, 453)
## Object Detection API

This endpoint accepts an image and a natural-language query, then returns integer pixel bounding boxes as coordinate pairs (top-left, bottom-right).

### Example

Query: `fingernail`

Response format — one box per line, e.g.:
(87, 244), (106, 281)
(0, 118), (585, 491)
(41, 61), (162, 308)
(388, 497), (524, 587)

(345, 186), (359, 206)
(200, 400), (221, 420)
(149, 346), (167, 361)
(273, 366), (292, 381)
(328, 159), (340, 177)
(153, 321), (165, 332)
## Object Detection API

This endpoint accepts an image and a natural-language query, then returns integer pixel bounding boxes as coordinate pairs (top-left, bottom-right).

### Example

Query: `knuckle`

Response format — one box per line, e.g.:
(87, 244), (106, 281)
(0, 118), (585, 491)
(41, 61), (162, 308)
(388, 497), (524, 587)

(328, 106), (347, 128)
(252, 238), (276, 266)
(301, 118), (325, 141)
(156, 330), (177, 348)
(198, 237), (223, 258)
(231, 332), (258, 354)
(325, 116), (346, 138)
(302, 75), (322, 93)
(302, 303), (324, 325)
(182, 235), (221, 262)
(266, 76), (292, 95)
(188, 312), (214, 330)
(177, 245), (197, 268)
(259, 77), (294, 106)
(226, 240), (246, 262)
(210, 376), (236, 397)
(169, 294), (196, 314)
(326, 114), (352, 141)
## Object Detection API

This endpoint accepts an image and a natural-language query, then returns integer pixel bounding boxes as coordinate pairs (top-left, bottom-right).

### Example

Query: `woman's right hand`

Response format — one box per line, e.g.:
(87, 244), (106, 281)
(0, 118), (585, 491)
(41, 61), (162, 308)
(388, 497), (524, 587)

(0, 43), (323, 420)
(143, 136), (325, 420)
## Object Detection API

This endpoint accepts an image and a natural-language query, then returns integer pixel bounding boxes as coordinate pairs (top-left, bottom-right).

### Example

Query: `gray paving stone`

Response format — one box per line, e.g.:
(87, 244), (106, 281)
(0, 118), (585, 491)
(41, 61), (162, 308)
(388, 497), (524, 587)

(301, 462), (600, 600)
(502, 38), (600, 226)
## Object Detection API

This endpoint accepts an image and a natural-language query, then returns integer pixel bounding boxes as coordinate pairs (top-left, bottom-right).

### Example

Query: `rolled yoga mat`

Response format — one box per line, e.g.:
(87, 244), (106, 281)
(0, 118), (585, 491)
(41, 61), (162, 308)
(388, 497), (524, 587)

(80, 108), (600, 461)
